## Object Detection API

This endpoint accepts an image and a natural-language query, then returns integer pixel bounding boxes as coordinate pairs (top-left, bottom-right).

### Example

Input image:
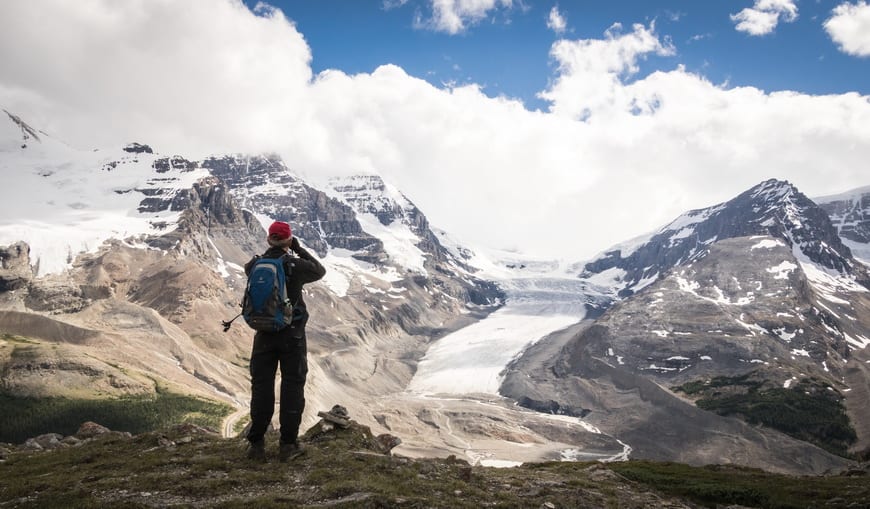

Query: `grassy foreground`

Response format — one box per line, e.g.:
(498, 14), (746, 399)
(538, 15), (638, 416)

(0, 390), (232, 444)
(1, 421), (868, 508)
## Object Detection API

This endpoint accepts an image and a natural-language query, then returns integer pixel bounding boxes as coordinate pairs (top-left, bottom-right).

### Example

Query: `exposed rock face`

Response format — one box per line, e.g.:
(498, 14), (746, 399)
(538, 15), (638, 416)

(203, 155), (503, 307)
(329, 174), (451, 263)
(202, 155), (382, 259)
(581, 179), (864, 297)
(23, 277), (88, 314)
(819, 190), (870, 244)
(3, 109), (41, 148)
(571, 237), (853, 386)
(816, 186), (870, 266)
(0, 242), (33, 292)
(123, 143), (154, 154)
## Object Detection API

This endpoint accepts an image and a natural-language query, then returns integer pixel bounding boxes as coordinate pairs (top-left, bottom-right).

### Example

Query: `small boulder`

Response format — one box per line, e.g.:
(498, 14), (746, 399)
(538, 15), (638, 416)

(61, 436), (82, 447)
(76, 421), (111, 439)
(374, 433), (402, 453)
(23, 438), (43, 451)
(34, 433), (65, 450)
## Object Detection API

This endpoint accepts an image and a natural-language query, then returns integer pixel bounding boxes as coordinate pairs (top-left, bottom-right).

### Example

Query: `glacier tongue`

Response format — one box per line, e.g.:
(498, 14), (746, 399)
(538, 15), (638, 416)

(408, 276), (596, 395)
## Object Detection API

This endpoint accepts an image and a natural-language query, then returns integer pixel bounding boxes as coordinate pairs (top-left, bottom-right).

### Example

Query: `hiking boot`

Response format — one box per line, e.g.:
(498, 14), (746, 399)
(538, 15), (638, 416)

(278, 441), (304, 462)
(247, 440), (266, 462)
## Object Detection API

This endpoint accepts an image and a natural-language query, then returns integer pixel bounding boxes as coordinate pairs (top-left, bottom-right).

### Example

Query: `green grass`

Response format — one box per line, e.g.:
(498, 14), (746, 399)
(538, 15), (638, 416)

(1, 421), (868, 508)
(609, 460), (870, 509)
(676, 375), (857, 456)
(0, 333), (39, 345)
(0, 390), (232, 444)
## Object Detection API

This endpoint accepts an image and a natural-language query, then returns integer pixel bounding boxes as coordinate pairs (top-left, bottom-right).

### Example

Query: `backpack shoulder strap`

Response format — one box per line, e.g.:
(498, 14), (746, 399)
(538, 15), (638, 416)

(244, 254), (262, 276)
(280, 253), (293, 276)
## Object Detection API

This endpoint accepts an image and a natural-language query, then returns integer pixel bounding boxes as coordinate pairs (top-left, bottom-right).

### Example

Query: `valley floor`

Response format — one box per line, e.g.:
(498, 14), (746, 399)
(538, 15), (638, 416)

(369, 279), (626, 466)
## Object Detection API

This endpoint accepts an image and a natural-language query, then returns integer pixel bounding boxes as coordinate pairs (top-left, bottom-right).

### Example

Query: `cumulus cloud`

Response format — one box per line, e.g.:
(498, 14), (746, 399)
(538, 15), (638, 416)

(0, 0), (314, 157)
(539, 23), (675, 120)
(824, 1), (870, 56)
(1, 1), (869, 261)
(416, 0), (513, 34)
(547, 5), (567, 34)
(731, 0), (798, 36)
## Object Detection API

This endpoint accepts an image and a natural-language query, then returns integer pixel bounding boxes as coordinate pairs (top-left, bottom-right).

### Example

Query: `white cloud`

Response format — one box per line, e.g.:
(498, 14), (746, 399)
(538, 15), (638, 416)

(0, 0), (314, 158)
(824, 1), (870, 56)
(417, 0), (513, 34)
(383, 0), (410, 10)
(731, 0), (798, 36)
(539, 23), (676, 120)
(1, 1), (869, 262)
(547, 5), (567, 34)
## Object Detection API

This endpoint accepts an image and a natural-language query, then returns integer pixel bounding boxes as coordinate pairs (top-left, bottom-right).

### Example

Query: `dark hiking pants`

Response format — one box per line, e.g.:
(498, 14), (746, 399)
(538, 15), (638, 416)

(247, 330), (308, 445)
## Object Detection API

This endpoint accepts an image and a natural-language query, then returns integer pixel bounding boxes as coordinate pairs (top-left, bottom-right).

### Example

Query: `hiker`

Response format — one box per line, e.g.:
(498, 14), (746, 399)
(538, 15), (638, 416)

(244, 221), (325, 461)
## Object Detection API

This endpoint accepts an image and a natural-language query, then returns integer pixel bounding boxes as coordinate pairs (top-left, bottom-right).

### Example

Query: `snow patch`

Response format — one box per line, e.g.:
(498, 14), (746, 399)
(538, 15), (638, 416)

(751, 238), (785, 250)
(766, 261), (797, 280)
(356, 213), (427, 274)
(773, 327), (796, 343)
(844, 333), (870, 349)
(321, 248), (403, 298)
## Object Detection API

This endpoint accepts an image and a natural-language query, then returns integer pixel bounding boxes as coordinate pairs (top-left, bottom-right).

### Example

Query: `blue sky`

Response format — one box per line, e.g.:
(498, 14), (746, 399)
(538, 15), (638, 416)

(2, 1), (869, 259)
(260, 0), (869, 110)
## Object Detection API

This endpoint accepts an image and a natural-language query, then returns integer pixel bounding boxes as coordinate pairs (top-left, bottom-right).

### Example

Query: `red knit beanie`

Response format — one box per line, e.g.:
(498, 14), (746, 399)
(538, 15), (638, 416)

(268, 221), (292, 240)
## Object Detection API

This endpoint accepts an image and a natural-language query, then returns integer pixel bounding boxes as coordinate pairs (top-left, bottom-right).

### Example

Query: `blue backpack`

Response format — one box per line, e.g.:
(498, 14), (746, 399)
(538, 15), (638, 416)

(242, 256), (295, 332)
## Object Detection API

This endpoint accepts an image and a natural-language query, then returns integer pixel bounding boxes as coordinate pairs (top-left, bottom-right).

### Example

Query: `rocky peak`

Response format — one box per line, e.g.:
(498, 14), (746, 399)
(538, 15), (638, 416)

(328, 174), (452, 265)
(814, 186), (870, 262)
(740, 179), (853, 272)
(202, 155), (501, 304)
(202, 155), (384, 261)
(0, 242), (33, 291)
(3, 109), (41, 149)
(580, 179), (860, 297)
(330, 175), (408, 227)
(123, 143), (154, 154)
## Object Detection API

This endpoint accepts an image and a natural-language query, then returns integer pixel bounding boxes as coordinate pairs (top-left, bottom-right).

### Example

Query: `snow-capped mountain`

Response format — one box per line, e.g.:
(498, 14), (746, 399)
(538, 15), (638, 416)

(503, 178), (870, 472)
(1, 110), (213, 276)
(4, 110), (870, 473)
(202, 154), (501, 305)
(579, 179), (866, 297)
(0, 111), (503, 450)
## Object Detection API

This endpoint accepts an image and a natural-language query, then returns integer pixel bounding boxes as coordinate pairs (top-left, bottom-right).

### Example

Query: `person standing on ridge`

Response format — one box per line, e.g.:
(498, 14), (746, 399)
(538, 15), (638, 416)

(244, 220), (325, 462)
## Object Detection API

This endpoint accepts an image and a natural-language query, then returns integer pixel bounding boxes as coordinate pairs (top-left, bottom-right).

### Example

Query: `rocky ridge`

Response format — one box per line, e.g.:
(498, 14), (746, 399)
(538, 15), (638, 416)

(503, 180), (870, 473)
(579, 179), (866, 297)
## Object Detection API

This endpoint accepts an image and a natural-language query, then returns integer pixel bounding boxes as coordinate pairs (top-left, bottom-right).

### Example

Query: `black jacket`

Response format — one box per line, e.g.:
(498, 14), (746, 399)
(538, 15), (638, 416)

(244, 245), (326, 315)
